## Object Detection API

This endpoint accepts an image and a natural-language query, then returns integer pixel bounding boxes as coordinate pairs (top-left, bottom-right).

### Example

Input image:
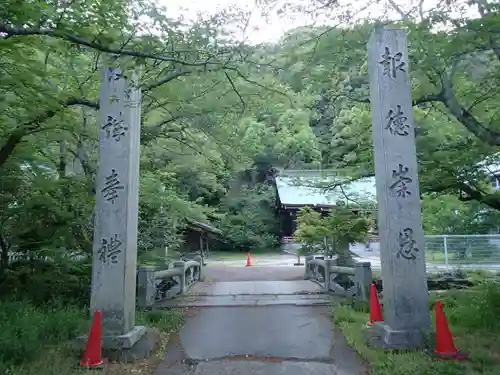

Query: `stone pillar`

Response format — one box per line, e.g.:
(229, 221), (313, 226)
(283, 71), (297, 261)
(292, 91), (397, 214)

(137, 268), (156, 308)
(304, 255), (313, 279)
(193, 255), (204, 281)
(367, 28), (430, 349)
(324, 259), (336, 292)
(354, 262), (372, 302)
(88, 67), (147, 354)
(174, 261), (186, 294)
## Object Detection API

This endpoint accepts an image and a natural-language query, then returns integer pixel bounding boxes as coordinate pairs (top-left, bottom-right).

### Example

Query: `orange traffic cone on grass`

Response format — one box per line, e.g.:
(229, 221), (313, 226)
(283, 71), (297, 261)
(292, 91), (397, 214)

(433, 301), (467, 360)
(368, 283), (383, 325)
(80, 310), (105, 369)
(245, 252), (252, 267)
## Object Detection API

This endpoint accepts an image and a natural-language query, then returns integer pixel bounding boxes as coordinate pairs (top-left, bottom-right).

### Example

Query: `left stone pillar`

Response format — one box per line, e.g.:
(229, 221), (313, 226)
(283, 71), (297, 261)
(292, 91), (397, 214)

(78, 67), (149, 361)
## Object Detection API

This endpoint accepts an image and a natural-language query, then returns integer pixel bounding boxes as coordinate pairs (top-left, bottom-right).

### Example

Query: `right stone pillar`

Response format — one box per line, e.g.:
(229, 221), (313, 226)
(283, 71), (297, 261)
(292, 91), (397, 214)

(367, 27), (430, 349)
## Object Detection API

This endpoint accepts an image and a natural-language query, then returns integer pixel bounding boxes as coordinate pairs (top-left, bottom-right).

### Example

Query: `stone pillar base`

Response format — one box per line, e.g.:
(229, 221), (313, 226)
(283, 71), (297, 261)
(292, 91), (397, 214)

(365, 322), (431, 350)
(75, 325), (158, 363)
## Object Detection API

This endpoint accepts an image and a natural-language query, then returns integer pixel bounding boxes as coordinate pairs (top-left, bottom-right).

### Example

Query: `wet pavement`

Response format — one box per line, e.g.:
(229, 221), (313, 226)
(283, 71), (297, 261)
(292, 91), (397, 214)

(154, 264), (369, 375)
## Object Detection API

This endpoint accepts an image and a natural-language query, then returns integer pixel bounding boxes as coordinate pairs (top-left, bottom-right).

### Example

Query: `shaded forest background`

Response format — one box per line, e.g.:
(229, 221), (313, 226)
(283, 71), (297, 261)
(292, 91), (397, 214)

(1, 0), (500, 302)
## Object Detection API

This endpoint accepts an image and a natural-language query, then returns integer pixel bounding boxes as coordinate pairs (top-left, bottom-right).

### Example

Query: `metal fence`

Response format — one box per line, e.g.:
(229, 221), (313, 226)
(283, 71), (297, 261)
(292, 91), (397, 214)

(348, 234), (500, 272)
(424, 234), (500, 271)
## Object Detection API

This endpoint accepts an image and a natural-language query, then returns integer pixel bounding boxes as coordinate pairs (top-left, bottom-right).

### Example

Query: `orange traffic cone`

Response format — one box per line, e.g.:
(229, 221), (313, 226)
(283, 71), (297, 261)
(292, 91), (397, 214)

(245, 252), (252, 267)
(80, 310), (105, 369)
(368, 283), (383, 325)
(434, 301), (467, 360)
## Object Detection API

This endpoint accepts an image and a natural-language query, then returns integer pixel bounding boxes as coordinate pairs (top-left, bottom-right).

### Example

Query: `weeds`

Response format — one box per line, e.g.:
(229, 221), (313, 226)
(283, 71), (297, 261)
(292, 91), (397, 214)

(0, 299), (183, 375)
(334, 281), (500, 375)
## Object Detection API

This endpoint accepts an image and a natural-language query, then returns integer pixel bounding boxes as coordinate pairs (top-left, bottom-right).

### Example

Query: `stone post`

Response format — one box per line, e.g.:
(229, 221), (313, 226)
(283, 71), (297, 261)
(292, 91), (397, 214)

(367, 28), (430, 349)
(354, 262), (372, 302)
(87, 67), (147, 356)
(324, 259), (336, 292)
(137, 268), (156, 309)
(174, 261), (186, 294)
(304, 255), (314, 279)
(193, 255), (204, 281)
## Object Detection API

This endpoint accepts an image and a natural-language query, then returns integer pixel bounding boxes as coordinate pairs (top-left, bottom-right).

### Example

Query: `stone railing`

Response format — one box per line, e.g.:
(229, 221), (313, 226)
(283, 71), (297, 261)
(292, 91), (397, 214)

(136, 256), (203, 308)
(304, 255), (372, 301)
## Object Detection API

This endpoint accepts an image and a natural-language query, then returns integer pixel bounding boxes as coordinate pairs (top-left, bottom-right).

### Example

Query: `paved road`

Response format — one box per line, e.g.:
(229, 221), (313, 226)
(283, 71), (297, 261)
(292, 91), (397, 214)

(203, 265), (304, 282)
(155, 270), (368, 375)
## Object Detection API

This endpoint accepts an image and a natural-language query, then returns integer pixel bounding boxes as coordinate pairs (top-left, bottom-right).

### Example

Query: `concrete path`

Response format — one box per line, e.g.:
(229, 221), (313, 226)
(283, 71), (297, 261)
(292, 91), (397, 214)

(155, 267), (369, 375)
(160, 280), (331, 307)
(203, 265), (305, 282)
(207, 253), (301, 268)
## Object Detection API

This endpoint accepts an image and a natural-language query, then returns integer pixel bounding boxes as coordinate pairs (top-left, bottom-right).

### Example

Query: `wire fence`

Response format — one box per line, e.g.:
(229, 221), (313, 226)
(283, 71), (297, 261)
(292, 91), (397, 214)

(288, 234), (500, 272)
(424, 234), (500, 270)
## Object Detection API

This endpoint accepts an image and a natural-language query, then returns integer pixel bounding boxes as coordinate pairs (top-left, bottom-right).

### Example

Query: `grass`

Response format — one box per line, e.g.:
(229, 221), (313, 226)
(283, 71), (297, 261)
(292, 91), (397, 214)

(0, 300), (184, 375)
(333, 281), (500, 375)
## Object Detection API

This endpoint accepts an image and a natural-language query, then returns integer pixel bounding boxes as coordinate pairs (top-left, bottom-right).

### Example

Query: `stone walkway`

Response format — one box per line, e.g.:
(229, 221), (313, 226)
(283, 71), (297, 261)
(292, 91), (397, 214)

(154, 267), (369, 375)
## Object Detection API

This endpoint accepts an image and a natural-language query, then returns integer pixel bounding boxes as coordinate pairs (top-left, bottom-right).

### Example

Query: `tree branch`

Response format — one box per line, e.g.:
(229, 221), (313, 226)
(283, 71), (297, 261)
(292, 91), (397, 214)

(458, 183), (500, 211)
(224, 72), (246, 114)
(440, 71), (500, 146)
(0, 98), (97, 168)
(144, 71), (190, 91)
(0, 24), (224, 68)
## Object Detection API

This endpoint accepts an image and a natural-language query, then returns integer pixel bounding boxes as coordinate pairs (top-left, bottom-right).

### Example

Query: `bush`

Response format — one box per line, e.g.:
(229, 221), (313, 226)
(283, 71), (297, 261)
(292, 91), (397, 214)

(0, 260), (91, 306)
(0, 300), (87, 371)
(440, 280), (500, 331)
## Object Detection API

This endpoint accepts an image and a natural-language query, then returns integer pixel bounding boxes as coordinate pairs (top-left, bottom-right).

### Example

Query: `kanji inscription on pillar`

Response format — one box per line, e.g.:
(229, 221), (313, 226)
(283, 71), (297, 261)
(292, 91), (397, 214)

(379, 46), (406, 78)
(386, 105), (410, 136)
(389, 164), (412, 198)
(397, 228), (419, 260)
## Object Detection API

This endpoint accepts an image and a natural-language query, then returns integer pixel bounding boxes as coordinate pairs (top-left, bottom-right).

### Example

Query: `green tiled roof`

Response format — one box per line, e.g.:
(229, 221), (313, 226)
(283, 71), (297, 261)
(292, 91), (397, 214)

(275, 170), (376, 207)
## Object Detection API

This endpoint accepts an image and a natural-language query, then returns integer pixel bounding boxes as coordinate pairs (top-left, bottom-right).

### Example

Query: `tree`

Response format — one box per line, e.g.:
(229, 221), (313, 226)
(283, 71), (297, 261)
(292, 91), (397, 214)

(322, 205), (371, 266)
(293, 207), (328, 263)
(422, 194), (500, 235)
(0, 1), (312, 281)
(264, 2), (500, 211)
(218, 184), (280, 252)
(294, 205), (371, 265)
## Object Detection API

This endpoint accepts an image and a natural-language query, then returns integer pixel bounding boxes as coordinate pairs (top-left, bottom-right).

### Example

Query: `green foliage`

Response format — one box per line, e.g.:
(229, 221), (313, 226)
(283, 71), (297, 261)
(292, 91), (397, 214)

(0, 300), (87, 369)
(422, 194), (500, 235)
(0, 299), (183, 374)
(137, 309), (185, 333)
(0, 0), (307, 284)
(1, 2), (500, 372)
(0, 261), (91, 306)
(294, 205), (371, 264)
(293, 207), (328, 254)
(271, 5), (500, 212)
(434, 281), (500, 332)
(335, 281), (500, 375)
(2, 1), (500, 283)
(218, 184), (280, 251)
(322, 205), (371, 246)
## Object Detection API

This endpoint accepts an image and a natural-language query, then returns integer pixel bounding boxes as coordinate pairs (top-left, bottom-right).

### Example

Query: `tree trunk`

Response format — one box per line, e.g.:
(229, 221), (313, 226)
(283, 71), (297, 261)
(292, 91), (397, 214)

(335, 238), (354, 266)
(0, 129), (25, 168)
(0, 234), (10, 277)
